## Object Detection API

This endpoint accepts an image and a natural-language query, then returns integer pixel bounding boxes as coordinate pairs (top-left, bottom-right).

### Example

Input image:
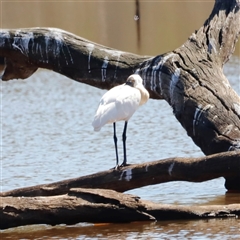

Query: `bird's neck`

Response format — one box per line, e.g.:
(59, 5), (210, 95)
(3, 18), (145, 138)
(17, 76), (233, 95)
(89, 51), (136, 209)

(137, 86), (149, 106)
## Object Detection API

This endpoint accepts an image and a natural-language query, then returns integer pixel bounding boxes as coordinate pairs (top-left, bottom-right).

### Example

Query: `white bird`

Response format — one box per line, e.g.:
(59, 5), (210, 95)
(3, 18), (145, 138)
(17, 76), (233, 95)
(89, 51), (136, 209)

(92, 74), (149, 168)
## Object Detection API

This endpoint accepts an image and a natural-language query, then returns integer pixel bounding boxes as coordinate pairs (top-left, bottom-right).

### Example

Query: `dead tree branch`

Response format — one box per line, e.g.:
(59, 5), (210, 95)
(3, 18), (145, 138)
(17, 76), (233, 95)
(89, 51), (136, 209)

(1, 151), (239, 197)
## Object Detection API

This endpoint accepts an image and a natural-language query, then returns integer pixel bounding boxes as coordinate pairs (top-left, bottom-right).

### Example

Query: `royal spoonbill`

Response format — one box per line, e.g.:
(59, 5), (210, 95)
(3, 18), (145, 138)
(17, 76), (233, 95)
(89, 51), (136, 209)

(92, 74), (149, 168)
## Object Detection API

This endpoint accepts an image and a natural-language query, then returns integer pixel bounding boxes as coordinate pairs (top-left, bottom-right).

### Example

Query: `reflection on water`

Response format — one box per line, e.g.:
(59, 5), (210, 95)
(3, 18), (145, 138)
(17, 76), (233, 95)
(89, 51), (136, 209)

(1, 57), (240, 237)
(1, 218), (240, 240)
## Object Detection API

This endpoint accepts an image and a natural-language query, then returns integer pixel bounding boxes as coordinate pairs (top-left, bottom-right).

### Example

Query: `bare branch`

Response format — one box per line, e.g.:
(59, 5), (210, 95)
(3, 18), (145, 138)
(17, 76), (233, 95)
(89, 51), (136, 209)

(1, 151), (239, 197)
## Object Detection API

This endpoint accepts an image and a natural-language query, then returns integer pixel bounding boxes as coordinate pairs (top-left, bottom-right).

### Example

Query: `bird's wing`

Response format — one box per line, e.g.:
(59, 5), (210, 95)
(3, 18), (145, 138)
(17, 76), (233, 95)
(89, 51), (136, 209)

(92, 85), (141, 131)
(99, 84), (125, 105)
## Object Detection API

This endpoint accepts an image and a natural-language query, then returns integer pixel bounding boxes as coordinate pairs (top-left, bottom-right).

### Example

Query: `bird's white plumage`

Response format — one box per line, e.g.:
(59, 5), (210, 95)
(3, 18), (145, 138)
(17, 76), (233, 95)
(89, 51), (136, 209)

(92, 74), (149, 131)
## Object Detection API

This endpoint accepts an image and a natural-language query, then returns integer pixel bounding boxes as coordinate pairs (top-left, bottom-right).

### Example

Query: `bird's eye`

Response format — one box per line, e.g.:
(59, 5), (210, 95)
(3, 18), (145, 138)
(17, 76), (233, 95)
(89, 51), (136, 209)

(126, 80), (134, 87)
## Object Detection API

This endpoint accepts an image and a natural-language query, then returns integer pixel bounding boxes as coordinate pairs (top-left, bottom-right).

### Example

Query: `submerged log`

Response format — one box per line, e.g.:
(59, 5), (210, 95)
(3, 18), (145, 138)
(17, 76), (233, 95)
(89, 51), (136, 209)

(0, 188), (154, 230)
(1, 188), (240, 230)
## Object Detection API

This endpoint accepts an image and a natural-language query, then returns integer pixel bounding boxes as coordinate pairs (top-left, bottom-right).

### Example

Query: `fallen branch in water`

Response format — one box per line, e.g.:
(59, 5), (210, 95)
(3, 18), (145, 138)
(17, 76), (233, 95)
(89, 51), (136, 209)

(1, 187), (240, 230)
(1, 151), (239, 198)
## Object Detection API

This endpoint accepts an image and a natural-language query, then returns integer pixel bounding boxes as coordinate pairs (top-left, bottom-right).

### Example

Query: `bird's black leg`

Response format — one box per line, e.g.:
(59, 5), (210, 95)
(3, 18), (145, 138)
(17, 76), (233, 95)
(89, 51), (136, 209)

(121, 121), (128, 166)
(113, 122), (119, 167)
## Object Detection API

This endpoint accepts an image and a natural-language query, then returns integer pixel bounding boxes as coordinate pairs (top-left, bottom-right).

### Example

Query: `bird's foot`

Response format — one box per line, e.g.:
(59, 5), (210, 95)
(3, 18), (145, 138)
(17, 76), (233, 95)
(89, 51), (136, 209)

(115, 164), (121, 170)
(111, 162), (129, 171)
(110, 164), (120, 170)
(120, 161), (129, 167)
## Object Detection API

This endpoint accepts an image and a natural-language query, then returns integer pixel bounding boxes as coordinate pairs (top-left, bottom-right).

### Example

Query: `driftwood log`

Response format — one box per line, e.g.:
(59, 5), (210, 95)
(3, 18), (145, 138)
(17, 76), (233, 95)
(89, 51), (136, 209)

(1, 151), (240, 229)
(0, 0), (240, 230)
(1, 152), (240, 230)
(1, 151), (239, 197)
(1, 188), (240, 230)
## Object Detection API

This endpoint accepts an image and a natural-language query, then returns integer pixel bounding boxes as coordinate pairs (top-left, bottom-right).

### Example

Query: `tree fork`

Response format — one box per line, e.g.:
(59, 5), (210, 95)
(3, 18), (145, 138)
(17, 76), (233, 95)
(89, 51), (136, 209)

(1, 2), (239, 158)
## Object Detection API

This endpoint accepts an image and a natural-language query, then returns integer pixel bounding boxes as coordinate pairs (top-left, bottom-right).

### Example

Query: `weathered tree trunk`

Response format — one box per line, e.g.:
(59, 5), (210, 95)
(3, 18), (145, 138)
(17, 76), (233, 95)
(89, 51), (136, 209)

(0, 0), (240, 230)
(0, 1), (239, 161)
